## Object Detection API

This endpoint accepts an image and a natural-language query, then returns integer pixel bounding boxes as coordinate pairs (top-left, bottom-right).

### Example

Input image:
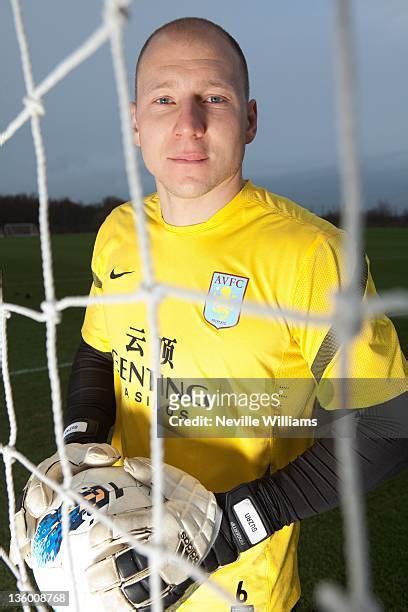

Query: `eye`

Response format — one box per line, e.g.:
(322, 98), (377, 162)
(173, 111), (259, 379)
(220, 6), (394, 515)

(206, 95), (225, 103)
(155, 96), (172, 105)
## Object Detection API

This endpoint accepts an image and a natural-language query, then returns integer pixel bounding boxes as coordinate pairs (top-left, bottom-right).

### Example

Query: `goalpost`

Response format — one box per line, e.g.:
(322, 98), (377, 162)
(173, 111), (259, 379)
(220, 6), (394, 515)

(3, 223), (39, 237)
(0, 1), (407, 611)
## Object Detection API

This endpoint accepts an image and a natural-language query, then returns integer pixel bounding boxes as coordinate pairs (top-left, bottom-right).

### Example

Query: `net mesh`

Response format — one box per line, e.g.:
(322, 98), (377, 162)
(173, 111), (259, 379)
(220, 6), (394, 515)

(1, 1), (407, 611)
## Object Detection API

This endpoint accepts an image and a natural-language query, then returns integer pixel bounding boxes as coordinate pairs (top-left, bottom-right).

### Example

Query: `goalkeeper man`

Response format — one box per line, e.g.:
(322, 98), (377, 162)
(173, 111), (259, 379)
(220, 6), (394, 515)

(16, 17), (407, 612)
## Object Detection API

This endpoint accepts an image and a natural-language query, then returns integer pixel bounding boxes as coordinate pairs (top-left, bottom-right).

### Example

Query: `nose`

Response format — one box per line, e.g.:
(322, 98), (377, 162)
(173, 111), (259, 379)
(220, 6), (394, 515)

(174, 98), (206, 139)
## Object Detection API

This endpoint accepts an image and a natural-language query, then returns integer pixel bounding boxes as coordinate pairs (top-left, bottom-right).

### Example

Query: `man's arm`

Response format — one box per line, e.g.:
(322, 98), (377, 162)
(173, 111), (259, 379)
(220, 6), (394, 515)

(130, 395), (408, 586)
(12, 339), (118, 566)
(64, 344), (407, 543)
(91, 396), (406, 610)
(211, 392), (408, 564)
(63, 339), (116, 444)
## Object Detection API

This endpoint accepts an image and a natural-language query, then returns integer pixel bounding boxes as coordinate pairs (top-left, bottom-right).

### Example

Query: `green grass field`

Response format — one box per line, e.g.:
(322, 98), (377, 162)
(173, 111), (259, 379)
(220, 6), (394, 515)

(0, 228), (407, 611)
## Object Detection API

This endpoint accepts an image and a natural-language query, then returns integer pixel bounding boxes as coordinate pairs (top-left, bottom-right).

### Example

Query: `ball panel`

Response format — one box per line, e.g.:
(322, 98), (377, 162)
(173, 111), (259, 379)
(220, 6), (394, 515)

(31, 466), (153, 611)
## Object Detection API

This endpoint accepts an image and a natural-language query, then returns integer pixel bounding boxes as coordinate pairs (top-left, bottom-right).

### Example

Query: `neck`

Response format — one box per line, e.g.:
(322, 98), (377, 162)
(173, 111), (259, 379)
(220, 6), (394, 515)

(156, 170), (245, 226)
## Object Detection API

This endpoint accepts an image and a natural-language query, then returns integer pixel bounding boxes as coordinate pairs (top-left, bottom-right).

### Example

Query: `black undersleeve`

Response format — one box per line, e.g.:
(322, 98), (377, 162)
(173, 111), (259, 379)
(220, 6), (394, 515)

(253, 393), (408, 531)
(64, 339), (116, 444)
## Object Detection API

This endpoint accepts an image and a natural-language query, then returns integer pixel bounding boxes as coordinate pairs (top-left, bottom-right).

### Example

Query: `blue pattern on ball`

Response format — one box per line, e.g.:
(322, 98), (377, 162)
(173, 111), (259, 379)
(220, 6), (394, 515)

(32, 485), (109, 567)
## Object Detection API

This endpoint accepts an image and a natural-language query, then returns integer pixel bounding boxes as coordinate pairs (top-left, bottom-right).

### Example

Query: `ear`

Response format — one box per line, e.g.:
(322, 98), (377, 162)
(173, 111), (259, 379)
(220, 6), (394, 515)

(245, 99), (257, 145)
(130, 102), (140, 147)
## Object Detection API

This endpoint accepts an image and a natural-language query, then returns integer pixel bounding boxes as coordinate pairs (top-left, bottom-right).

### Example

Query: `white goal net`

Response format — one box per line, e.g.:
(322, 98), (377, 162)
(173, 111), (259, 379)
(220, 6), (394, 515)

(0, 1), (407, 611)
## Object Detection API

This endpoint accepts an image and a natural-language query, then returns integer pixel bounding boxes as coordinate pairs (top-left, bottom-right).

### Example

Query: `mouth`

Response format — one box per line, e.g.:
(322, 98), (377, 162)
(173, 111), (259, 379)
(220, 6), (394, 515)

(168, 154), (209, 164)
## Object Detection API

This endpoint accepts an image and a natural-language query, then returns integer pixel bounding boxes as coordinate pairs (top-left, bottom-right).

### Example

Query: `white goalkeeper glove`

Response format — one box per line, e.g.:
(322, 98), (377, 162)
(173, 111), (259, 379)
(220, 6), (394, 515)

(11, 442), (120, 567)
(85, 458), (273, 610)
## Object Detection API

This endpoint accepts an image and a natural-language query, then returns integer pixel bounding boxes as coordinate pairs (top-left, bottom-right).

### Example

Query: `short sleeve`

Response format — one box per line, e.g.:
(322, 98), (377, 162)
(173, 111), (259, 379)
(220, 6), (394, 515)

(291, 232), (408, 408)
(81, 231), (111, 354)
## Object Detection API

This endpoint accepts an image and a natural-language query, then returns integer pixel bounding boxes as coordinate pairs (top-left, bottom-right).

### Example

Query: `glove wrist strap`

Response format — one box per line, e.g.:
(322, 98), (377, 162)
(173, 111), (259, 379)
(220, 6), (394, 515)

(217, 482), (273, 553)
(63, 419), (106, 444)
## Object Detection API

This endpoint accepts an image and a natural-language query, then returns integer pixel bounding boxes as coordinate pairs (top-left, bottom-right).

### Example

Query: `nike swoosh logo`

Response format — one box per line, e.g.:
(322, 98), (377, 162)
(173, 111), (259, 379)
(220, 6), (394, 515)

(110, 269), (134, 280)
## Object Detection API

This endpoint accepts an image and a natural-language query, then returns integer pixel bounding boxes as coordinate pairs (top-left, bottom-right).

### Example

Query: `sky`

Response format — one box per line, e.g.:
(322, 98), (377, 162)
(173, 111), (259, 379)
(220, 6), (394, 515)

(0, 0), (407, 211)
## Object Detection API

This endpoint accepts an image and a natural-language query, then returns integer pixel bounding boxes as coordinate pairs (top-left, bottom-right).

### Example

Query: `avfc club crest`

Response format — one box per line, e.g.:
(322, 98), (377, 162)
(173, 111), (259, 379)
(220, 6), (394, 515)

(204, 272), (249, 329)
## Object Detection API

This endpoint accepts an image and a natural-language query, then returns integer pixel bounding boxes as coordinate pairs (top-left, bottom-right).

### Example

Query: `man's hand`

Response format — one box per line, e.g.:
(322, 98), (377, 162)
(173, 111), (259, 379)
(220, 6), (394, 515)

(84, 457), (222, 609)
(125, 457), (225, 581)
(11, 443), (120, 566)
(85, 458), (273, 610)
(125, 458), (273, 574)
(123, 458), (239, 575)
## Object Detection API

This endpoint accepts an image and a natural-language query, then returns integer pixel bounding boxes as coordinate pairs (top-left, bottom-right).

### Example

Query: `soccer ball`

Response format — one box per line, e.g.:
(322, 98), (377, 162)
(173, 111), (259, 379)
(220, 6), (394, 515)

(31, 466), (152, 611)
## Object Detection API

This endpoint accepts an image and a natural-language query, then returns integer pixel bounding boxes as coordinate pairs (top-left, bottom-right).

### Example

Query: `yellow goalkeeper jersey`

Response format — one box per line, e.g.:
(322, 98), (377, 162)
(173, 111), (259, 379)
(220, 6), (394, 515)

(81, 180), (407, 612)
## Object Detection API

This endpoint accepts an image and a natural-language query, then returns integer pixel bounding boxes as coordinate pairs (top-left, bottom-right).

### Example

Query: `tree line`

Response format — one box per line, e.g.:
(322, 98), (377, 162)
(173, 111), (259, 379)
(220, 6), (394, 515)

(0, 194), (123, 234)
(324, 200), (408, 228)
(0, 194), (407, 233)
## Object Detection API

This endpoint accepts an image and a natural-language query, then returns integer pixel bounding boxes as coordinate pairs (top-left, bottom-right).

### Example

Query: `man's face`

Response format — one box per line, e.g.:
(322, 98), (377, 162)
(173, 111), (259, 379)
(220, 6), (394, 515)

(132, 30), (257, 199)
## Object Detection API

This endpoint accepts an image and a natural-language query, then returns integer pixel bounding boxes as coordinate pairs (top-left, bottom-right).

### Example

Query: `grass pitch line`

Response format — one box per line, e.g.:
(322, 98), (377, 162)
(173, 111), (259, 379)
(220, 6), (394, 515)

(10, 362), (72, 376)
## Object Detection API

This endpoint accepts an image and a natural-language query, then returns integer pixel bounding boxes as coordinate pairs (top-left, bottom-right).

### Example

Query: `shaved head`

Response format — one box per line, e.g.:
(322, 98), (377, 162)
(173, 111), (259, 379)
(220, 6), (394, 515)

(131, 15), (258, 204)
(135, 17), (250, 100)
